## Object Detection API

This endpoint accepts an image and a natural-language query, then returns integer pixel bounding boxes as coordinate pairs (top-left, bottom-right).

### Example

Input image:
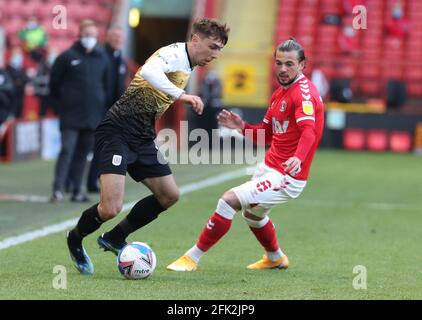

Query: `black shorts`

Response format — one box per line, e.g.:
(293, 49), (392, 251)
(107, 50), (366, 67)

(94, 124), (171, 182)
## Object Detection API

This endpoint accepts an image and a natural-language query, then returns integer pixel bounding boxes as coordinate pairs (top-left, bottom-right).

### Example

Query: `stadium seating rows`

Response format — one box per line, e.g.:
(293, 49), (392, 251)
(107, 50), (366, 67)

(343, 128), (412, 152)
(275, 0), (422, 98)
(0, 0), (118, 119)
(0, 0), (115, 53)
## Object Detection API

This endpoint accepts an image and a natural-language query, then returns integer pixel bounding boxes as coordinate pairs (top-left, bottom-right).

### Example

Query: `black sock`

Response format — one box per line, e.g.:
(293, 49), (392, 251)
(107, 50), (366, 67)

(68, 203), (103, 247)
(104, 195), (166, 245)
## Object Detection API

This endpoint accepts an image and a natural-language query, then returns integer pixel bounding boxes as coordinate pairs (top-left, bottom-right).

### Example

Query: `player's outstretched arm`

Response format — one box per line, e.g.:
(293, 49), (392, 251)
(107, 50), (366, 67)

(178, 93), (204, 115)
(217, 109), (244, 130)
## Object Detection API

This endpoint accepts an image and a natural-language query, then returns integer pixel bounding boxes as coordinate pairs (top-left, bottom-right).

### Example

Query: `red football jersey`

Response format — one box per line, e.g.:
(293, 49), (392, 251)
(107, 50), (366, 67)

(244, 75), (324, 180)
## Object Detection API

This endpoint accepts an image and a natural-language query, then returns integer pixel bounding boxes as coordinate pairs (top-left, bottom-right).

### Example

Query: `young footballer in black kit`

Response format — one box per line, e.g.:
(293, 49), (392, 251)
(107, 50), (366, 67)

(66, 19), (230, 275)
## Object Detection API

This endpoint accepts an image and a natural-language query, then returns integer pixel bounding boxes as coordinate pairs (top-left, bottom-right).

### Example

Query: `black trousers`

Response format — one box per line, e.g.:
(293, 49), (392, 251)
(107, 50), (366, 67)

(86, 151), (100, 190)
(53, 128), (95, 195)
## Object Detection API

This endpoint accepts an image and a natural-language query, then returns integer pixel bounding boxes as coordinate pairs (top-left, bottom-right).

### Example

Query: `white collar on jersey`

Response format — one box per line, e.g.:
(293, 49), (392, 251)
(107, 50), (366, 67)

(282, 73), (305, 89)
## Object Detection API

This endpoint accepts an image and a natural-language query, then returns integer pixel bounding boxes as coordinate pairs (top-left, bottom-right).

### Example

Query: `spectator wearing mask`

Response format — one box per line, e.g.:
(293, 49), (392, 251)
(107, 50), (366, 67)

(49, 19), (110, 202)
(6, 47), (29, 118)
(85, 25), (128, 192)
(33, 47), (58, 117)
(18, 16), (48, 62)
(0, 59), (15, 126)
(338, 25), (360, 56)
(386, 3), (409, 40)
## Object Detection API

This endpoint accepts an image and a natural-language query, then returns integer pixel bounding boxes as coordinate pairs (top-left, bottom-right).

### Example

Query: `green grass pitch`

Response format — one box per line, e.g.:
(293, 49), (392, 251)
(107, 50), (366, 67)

(0, 150), (421, 299)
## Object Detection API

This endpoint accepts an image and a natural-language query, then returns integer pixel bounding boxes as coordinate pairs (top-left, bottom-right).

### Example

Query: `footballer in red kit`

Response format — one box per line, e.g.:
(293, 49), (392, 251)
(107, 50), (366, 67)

(244, 73), (324, 181)
(167, 38), (324, 272)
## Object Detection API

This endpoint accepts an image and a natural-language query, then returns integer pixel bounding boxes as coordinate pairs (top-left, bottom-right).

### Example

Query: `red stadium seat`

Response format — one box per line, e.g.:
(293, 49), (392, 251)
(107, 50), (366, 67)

(320, 0), (343, 15)
(362, 36), (382, 48)
(360, 80), (381, 96)
(66, 2), (87, 20)
(409, 1), (422, 12)
(280, 0), (297, 5)
(367, 130), (388, 152)
(297, 7), (317, 17)
(295, 36), (315, 54)
(384, 37), (403, 50)
(20, 2), (38, 18)
(343, 128), (366, 151)
(409, 30), (422, 41)
(317, 25), (340, 38)
(407, 82), (422, 97)
(364, 29), (383, 42)
(334, 66), (355, 79)
(302, 0), (318, 6)
(319, 64), (335, 80)
(51, 39), (72, 53)
(360, 65), (381, 79)
(383, 64), (403, 80)
(405, 51), (422, 61)
(2, 0), (22, 17)
(3, 17), (25, 37)
(38, 4), (55, 19)
(383, 50), (404, 60)
(405, 67), (422, 81)
(278, 3), (297, 16)
(362, 50), (381, 60)
(389, 131), (412, 153)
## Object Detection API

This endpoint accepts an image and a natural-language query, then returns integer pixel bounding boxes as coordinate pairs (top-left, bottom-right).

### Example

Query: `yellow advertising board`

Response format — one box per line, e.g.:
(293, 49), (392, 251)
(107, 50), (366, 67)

(216, 53), (271, 107)
(225, 64), (256, 96)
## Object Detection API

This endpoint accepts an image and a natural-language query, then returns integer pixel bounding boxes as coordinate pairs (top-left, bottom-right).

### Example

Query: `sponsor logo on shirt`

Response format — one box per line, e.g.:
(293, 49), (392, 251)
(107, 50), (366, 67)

(302, 101), (314, 115)
(70, 59), (81, 66)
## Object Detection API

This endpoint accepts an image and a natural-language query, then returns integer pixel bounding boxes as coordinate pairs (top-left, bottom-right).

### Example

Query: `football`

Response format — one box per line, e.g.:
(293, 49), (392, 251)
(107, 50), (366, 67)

(117, 242), (157, 279)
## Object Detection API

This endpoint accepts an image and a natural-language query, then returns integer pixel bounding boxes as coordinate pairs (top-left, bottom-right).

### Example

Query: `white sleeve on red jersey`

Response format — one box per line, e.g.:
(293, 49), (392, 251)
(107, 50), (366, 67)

(293, 78), (317, 126)
(291, 79), (319, 162)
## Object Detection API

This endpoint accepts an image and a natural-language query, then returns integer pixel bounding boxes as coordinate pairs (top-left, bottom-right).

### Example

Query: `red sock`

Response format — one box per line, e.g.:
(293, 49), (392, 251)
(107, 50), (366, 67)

(249, 219), (279, 252)
(196, 213), (232, 252)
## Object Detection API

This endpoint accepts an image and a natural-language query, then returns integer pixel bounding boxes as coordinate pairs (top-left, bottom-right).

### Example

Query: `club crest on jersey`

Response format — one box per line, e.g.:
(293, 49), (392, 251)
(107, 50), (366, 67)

(302, 101), (314, 115)
(280, 100), (287, 112)
(112, 155), (122, 166)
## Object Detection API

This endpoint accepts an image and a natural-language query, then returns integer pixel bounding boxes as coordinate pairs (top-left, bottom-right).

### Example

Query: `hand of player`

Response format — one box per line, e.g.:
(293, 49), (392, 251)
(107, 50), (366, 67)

(283, 157), (302, 176)
(178, 94), (204, 115)
(217, 109), (244, 130)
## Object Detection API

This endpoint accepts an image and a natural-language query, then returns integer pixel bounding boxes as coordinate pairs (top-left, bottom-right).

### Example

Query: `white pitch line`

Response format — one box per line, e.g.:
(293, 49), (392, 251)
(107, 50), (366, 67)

(0, 167), (252, 251)
(0, 194), (50, 203)
(298, 199), (421, 211)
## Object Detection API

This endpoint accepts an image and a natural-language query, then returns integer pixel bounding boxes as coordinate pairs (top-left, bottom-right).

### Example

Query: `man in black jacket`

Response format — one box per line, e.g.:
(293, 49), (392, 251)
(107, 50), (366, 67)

(6, 47), (29, 118)
(0, 63), (15, 126)
(0, 61), (15, 158)
(104, 25), (128, 109)
(50, 19), (109, 202)
(86, 25), (128, 192)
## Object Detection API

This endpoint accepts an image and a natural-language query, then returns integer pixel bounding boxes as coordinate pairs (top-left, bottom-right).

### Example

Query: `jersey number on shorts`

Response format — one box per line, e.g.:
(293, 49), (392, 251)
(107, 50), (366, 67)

(256, 180), (272, 192)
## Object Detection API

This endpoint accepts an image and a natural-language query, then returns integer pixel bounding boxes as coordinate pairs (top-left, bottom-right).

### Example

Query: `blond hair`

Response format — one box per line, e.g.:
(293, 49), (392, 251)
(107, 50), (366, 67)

(79, 19), (97, 34)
